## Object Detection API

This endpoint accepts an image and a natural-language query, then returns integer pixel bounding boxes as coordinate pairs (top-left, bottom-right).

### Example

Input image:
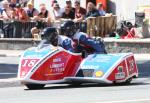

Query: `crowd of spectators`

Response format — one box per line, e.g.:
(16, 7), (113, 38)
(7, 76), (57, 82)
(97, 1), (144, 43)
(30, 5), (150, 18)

(0, 0), (108, 38)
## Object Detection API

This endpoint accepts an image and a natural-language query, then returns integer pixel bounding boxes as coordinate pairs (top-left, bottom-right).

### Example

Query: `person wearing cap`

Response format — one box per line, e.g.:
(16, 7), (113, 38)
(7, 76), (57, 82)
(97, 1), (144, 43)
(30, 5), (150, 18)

(51, 3), (63, 20)
(25, 1), (39, 19)
(74, 0), (86, 22)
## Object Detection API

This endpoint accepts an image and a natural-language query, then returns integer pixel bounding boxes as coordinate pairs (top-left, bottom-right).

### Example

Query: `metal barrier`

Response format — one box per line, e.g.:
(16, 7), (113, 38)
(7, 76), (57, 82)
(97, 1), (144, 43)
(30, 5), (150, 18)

(0, 16), (117, 38)
(0, 20), (37, 38)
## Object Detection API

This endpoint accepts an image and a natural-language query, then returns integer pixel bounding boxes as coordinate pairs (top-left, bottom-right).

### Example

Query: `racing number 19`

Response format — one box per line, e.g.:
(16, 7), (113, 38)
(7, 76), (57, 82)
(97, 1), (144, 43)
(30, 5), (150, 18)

(22, 59), (37, 67)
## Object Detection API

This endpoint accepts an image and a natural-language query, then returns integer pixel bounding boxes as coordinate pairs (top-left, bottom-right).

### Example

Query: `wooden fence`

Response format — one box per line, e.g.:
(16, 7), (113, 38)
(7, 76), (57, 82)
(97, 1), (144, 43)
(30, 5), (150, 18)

(86, 15), (117, 37)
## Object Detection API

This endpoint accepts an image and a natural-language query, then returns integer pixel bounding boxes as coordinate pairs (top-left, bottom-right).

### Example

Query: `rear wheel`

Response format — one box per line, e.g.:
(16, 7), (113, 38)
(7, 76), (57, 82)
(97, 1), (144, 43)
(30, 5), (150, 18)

(25, 84), (45, 90)
(124, 77), (133, 84)
(113, 77), (133, 85)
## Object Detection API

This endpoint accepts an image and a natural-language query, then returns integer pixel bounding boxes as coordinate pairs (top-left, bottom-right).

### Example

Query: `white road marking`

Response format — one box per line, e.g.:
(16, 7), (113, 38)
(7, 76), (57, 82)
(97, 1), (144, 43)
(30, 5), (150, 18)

(95, 98), (150, 103)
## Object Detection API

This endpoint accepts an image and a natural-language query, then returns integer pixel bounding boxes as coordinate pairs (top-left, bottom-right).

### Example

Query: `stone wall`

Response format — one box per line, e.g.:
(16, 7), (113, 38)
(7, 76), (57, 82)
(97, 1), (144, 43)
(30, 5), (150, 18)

(0, 38), (150, 54)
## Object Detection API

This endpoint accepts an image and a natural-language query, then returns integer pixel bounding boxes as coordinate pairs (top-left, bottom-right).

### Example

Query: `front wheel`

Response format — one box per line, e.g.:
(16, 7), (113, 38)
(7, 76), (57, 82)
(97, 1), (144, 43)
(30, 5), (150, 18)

(25, 84), (45, 90)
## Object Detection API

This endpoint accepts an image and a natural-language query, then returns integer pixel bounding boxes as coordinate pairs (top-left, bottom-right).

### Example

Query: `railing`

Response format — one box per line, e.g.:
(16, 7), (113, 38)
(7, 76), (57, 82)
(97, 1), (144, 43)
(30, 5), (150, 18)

(0, 15), (117, 38)
(86, 15), (117, 37)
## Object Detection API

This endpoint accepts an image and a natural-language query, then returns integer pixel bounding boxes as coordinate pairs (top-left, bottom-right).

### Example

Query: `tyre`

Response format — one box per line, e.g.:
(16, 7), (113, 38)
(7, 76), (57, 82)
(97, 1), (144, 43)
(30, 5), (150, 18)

(25, 84), (45, 90)
(124, 77), (133, 84)
(113, 77), (133, 85)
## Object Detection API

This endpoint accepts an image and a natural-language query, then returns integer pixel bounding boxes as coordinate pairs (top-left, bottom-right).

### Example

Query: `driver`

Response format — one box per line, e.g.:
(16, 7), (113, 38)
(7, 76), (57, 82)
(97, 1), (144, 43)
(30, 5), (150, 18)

(60, 21), (107, 53)
(41, 27), (75, 52)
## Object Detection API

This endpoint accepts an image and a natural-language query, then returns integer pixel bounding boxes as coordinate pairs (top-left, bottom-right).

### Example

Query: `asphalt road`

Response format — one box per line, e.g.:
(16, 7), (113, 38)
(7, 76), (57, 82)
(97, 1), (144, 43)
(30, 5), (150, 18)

(0, 78), (150, 103)
(0, 57), (18, 79)
(0, 57), (150, 103)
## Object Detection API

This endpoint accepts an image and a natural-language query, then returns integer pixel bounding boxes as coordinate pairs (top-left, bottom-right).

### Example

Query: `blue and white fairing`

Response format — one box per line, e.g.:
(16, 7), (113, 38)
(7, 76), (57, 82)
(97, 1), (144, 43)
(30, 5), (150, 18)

(65, 53), (138, 84)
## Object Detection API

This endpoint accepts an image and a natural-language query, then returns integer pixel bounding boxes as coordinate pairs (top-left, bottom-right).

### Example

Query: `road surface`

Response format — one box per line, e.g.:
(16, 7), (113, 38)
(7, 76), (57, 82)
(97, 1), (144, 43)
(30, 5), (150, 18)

(0, 57), (150, 103)
(0, 57), (18, 79)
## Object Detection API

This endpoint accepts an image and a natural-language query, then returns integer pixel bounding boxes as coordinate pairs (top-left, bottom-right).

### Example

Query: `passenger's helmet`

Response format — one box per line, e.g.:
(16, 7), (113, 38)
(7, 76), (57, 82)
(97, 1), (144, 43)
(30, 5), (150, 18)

(41, 27), (58, 46)
(60, 21), (76, 38)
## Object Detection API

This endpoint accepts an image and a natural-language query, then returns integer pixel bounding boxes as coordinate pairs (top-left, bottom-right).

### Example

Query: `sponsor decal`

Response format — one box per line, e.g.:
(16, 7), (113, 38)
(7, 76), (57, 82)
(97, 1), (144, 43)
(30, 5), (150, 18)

(115, 66), (125, 79)
(95, 71), (104, 77)
(82, 69), (94, 77)
(48, 58), (65, 75)
(81, 65), (99, 69)
(129, 60), (134, 75)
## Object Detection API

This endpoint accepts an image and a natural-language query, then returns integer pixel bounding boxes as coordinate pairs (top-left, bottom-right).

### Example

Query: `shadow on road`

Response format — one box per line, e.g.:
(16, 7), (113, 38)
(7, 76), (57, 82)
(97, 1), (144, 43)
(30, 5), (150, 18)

(24, 81), (150, 91)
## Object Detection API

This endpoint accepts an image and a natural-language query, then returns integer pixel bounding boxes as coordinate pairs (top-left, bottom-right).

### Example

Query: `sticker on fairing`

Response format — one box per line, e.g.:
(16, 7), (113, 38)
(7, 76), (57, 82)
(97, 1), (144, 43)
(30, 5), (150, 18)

(115, 66), (125, 79)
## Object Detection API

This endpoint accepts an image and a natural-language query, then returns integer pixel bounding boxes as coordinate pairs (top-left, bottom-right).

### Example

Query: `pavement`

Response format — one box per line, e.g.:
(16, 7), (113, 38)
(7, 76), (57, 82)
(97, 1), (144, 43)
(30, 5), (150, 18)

(0, 50), (23, 57)
(0, 50), (150, 88)
(0, 49), (150, 59)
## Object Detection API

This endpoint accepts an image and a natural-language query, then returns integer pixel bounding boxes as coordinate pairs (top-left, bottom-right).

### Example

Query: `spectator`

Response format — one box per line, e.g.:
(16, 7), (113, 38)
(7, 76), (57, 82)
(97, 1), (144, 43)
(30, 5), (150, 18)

(9, 0), (17, 8)
(86, 2), (100, 18)
(9, 0), (17, 3)
(51, 3), (63, 21)
(1, 0), (15, 38)
(19, 0), (29, 7)
(31, 3), (51, 38)
(34, 3), (51, 23)
(25, 1), (39, 19)
(1, 0), (15, 20)
(50, 0), (57, 7)
(96, 2), (106, 16)
(74, 0), (86, 22)
(15, 3), (29, 22)
(62, 5), (75, 20)
(66, 0), (75, 14)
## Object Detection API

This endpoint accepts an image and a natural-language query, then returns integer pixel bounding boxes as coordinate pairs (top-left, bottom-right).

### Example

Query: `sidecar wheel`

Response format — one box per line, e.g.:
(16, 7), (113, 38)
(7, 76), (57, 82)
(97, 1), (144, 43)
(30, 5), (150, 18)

(25, 84), (45, 90)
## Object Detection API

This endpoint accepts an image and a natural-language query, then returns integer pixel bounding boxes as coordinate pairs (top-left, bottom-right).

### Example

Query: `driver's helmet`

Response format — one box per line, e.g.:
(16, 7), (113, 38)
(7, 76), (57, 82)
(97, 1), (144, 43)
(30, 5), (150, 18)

(60, 21), (76, 38)
(41, 27), (58, 46)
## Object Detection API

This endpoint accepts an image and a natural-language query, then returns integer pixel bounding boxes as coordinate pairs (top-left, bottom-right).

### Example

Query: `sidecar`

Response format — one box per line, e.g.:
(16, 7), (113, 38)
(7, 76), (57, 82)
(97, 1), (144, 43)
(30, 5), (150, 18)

(18, 44), (138, 89)
(65, 53), (138, 84)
